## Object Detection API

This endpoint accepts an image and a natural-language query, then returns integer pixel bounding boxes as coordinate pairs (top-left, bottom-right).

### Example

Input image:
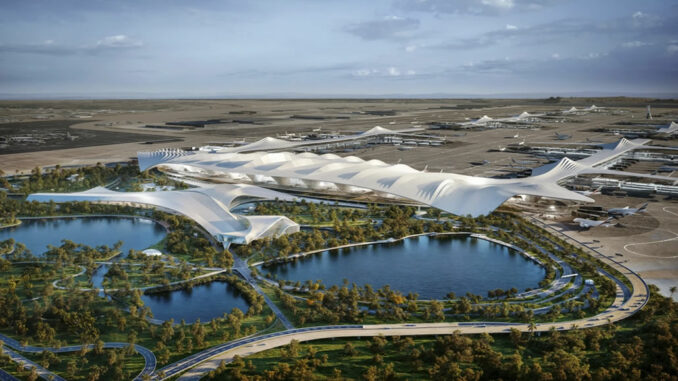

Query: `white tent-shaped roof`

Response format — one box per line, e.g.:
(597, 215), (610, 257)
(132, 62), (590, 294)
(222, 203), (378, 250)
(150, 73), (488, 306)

(138, 149), (593, 217)
(657, 121), (678, 135)
(27, 184), (300, 246)
(472, 115), (494, 125)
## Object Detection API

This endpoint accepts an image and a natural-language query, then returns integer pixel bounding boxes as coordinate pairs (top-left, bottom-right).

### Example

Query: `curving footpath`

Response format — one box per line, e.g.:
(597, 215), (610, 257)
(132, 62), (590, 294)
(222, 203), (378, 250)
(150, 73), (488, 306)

(157, 223), (649, 381)
(2, 218), (650, 381)
(0, 333), (155, 381)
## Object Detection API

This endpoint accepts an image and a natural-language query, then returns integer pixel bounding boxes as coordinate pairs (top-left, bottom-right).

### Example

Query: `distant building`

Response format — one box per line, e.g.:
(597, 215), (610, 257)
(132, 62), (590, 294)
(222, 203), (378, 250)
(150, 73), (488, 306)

(142, 249), (162, 256)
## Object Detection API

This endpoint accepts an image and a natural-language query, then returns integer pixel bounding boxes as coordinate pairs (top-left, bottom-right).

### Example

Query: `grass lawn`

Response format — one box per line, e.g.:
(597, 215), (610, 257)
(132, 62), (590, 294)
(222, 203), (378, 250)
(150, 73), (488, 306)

(0, 263), (81, 300)
(19, 348), (145, 381)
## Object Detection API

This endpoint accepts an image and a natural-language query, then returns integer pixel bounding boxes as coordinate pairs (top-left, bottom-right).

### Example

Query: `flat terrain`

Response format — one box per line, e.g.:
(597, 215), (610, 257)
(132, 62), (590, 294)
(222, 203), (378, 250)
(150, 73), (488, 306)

(0, 98), (675, 174)
(1, 97), (677, 299)
(545, 194), (678, 300)
(0, 120), (168, 155)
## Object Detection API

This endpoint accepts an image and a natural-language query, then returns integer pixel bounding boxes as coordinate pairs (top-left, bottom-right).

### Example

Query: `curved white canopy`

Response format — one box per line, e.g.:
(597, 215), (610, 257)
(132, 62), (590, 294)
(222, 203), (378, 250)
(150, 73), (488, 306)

(27, 184), (300, 246)
(139, 150), (593, 217)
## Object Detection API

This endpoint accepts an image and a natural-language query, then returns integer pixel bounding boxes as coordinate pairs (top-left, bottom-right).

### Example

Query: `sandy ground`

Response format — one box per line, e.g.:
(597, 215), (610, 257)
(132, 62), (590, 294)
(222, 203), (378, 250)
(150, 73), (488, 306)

(544, 194), (678, 300)
(2, 98), (677, 298)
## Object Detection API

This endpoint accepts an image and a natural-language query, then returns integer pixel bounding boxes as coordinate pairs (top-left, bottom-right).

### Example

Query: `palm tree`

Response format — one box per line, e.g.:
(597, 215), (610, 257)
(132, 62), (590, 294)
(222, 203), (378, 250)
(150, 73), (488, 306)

(528, 321), (537, 336)
(670, 286), (677, 298)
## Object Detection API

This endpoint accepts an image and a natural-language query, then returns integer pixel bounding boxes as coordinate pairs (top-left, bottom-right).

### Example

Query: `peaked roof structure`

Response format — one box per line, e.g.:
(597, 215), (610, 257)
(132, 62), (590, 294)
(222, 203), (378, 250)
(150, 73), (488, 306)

(138, 149), (593, 217)
(532, 138), (678, 183)
(198, 126), (426, 154)
(27, 184), (300, 246)
(657, 121), (678, 136)
(473, 115), (494, 124)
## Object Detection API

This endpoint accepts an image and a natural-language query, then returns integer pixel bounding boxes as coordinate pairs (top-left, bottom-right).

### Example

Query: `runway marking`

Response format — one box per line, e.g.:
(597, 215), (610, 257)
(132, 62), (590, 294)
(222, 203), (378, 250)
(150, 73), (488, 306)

(619, 209), (678, 258)
(622, 224), (678, 259)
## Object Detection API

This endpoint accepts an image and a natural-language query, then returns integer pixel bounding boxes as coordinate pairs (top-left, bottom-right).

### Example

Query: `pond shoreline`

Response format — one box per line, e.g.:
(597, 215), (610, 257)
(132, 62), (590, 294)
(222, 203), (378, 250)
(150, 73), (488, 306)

(253, 231), (544, 268)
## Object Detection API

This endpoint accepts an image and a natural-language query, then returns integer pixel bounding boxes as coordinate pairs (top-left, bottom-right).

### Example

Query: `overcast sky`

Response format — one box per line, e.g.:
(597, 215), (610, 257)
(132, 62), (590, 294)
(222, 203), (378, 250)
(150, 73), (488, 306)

(1, 0), (677, 98)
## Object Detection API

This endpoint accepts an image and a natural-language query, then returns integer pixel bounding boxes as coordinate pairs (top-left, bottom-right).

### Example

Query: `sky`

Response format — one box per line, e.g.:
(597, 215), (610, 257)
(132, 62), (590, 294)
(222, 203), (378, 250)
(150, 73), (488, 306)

(1, 0), (677, 98)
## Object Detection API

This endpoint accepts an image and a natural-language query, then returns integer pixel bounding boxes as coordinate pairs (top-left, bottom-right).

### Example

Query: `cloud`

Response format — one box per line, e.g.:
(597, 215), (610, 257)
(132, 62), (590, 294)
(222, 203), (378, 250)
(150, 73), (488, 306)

(352, 67), (417, 77)
(395, 0), (557, 15)
(462, 57), (516, 73)
(668, 43), (678, 55)
(435, 12), (678, 51)
(621, 40), (650, 48)
(95, 35), (143, 49)
(0, 35), (144, 56)
(455, 44), (678, 89)
(344, 16), (420, 41)
(632, 11), (662, 28)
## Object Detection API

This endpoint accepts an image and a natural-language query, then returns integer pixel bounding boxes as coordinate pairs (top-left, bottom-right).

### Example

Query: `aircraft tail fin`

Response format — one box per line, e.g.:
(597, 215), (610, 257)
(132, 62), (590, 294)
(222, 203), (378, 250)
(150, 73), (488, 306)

(638, 203), (649, 212)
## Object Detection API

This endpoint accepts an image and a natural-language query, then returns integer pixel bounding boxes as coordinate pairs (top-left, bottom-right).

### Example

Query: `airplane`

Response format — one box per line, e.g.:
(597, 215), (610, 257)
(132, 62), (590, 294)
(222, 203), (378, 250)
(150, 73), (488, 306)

(608, 203), (648, 218)
(511, 157), (538, 165)
(657, 165), (678, 173)
(573, 216), (615, 229)
(513, 132), (520, 139)
(518, 139), (526, 146)
(470, 160), (490, 166)
(498, 146), (506, 152)
(575, 186), (603, 196)
(554, 132), (572, 140)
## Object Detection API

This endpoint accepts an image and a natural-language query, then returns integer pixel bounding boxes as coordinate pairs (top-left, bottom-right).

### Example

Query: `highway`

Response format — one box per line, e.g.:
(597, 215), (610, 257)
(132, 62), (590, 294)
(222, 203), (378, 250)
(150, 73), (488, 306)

(0, 333), (155, 381)
(165, 278), (642, 380)
(161, 222), (649, 380)
(3, 347), (63, 381)
(1, 218), (650, 381)
(0, 368), (19, 381)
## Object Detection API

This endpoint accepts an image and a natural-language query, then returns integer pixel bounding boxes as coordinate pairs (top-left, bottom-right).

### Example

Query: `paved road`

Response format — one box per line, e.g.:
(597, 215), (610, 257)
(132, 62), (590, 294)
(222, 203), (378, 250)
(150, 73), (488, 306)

(0, 367), (20, 381)
(51, 262), (227, 293)
(161, 224), (649, 380)
(0, 333), (155, 381)
(232, 255), (294, 330)
(2, 347), (63, 381)
(167, 278), (634, 380)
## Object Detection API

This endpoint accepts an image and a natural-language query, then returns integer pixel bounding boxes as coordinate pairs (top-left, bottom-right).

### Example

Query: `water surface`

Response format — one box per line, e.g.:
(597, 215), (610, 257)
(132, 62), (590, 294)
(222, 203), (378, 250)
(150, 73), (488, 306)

(0, 217), (166, 256)
(141, 280), (250, 323)
(260, 235), (545, 299)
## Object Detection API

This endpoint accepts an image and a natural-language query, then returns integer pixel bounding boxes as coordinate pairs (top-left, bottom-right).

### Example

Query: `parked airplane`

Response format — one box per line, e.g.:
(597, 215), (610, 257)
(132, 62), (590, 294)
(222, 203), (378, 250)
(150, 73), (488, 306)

(470, 160), (490, 166)
(573, 216), (615, 229)
(511, 158), (538, 165)
(575, 186), (603, 196)
(608, 203), (648, 218)
(554, 132), (572, 140)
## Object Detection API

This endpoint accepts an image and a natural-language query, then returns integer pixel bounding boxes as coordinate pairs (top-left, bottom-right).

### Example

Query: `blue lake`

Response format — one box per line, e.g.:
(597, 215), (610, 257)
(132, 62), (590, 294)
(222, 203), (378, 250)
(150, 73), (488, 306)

(260, 235), (546, 299)
(141, 280), (250, 323)
(0, 217), (166, 256)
